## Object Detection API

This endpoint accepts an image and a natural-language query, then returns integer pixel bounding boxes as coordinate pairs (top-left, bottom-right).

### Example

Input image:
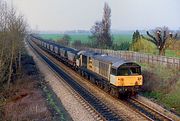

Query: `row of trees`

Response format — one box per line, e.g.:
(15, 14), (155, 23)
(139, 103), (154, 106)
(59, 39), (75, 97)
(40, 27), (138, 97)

(0, 0), (27, 88)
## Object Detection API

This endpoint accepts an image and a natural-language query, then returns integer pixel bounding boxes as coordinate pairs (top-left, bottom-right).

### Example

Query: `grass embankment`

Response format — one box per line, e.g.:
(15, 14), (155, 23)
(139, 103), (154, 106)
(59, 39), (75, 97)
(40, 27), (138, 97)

(140, 63), (180, 114)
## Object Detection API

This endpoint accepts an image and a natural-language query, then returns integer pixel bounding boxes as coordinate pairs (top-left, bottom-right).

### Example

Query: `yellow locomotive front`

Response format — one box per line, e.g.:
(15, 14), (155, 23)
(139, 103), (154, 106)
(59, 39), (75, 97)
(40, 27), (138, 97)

(110, 62), (143, 95)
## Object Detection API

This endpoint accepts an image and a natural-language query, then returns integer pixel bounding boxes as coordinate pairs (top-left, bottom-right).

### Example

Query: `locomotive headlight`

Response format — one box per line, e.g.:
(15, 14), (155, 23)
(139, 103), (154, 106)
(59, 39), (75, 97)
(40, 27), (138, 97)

(138, 77), (141, 80)
(135, 81), (138, 85)
(118, 78), (124, 81)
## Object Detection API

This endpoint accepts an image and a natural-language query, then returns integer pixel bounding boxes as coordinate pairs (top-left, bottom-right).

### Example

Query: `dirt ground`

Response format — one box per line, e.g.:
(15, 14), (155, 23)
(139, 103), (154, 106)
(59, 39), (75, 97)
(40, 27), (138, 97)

(1, 76), (52, 121)
(0, 54), (53, 121)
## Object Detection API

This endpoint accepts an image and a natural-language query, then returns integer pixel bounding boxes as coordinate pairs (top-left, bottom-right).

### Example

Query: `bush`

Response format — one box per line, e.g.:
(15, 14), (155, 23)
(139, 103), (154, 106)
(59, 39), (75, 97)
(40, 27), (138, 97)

(141, 63), (180, 113)
(113, 41), (130, 50)
(141, 63), (179, 92)
(72, 40), (82, 48)
(130, 38), (156, 54)
(21, 54), (37, 76)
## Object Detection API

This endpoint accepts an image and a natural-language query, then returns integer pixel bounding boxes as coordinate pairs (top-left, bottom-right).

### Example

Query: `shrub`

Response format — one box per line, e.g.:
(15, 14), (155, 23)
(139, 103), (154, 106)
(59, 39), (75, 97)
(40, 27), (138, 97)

(113, 41), (130, 50)
(130, 38), (156, 54)
(141, 63), (179, 93)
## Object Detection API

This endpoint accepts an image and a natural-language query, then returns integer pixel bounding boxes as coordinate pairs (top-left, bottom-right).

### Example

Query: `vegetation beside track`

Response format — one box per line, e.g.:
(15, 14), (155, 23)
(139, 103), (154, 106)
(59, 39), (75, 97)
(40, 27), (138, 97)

(0, 50), (72, 120)
(141, 63), (180, 114)
(0, 52), (52, 120)
(41, 79), (73, 121)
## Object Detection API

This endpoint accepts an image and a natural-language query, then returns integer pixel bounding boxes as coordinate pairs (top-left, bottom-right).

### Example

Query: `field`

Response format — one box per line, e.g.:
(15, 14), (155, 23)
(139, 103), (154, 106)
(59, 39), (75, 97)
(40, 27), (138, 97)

(40, 34), (180, 58)
(165, 50), (180, 58)
(40, 33), (132, 44)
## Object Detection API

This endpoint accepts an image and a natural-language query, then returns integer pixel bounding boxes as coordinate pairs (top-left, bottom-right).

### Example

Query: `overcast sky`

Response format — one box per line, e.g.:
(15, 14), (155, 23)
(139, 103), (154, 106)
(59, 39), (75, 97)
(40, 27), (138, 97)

(6, 0), (180, 31)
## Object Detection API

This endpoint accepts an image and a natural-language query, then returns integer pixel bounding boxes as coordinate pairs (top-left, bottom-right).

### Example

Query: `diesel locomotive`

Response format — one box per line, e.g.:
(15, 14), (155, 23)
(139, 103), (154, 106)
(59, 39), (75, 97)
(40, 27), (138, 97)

(29, 35), (143, 97)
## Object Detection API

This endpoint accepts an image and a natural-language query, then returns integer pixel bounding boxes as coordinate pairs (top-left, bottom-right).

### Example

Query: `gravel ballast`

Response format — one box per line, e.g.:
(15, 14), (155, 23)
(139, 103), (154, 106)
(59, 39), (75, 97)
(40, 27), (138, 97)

(26, 42), (96, 121)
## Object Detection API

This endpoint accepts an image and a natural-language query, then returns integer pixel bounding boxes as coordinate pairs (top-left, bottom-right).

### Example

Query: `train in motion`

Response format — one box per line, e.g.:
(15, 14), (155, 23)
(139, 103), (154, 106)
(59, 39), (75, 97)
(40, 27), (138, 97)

(29, 34), (143, 97)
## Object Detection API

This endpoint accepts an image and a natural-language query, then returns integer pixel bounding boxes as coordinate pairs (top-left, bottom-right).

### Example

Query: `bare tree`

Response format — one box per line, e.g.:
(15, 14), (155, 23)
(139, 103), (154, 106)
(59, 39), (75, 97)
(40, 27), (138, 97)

(57, 34), (71, 46)
(145, 27), (177, 56)
(90, 21), (103, 47)
(0, 0), (27, 88)
(0, 0), (9, 84)
(90, 2), (112, 48)
(101, 2), (112, 48)
(72, 40), (82, 49)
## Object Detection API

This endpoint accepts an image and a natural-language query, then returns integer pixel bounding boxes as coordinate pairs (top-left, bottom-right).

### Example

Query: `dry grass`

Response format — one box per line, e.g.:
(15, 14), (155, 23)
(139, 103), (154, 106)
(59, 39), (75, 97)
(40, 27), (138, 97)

(141, 63), (180, 114)
(0, 53), (52, 121)
(141, 63), (179, 93)
(1, 75), (52, 121)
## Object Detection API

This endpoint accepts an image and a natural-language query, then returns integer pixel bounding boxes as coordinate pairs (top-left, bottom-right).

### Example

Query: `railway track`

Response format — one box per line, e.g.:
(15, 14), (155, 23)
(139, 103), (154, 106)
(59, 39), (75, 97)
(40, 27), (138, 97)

(126, 97), (174, 121)
(28, 39), (178, 121)
(27, 40), (122, 121)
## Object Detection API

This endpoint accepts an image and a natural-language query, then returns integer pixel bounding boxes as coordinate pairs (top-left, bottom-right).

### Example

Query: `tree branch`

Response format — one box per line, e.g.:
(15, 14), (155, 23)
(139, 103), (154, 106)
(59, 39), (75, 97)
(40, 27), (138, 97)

(146, 31), (158, 45)
(142, 34), (156, 45)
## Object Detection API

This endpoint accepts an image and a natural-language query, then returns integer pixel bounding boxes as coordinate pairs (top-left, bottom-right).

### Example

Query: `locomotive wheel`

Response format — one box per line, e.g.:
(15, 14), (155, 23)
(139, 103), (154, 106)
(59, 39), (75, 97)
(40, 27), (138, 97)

(91, 77), (95, 84)
(110, 87), (119, 98)
(100, 83), (104, 89)
(85, 73), (89, 79)
(89, 76), (93, 82)
(98, 82), (103, 89)
(81, 71), (84, 77)
(78, 70), (81, 75)
(103, 84), (110, 93)
(87, 75), (90, 80)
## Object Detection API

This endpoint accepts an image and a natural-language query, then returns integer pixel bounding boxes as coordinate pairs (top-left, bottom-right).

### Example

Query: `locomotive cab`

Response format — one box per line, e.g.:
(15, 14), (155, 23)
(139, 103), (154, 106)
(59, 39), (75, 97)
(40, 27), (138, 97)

(110, 62), (143, 87)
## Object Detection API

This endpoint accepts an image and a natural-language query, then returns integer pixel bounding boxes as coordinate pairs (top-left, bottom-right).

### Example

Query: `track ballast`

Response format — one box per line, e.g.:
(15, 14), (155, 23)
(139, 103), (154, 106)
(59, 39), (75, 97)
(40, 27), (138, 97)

(28, 40), (122, 121)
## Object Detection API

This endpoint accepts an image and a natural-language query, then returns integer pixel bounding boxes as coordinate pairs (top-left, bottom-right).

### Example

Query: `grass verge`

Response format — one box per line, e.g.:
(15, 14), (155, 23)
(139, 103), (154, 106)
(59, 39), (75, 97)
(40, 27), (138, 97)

(39, 79), (73, 121)
(140, 63), (180, 114)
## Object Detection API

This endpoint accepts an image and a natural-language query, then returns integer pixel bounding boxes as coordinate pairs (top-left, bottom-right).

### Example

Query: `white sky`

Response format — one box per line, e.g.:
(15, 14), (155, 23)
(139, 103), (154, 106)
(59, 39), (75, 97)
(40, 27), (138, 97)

(6, 0), (180, 31)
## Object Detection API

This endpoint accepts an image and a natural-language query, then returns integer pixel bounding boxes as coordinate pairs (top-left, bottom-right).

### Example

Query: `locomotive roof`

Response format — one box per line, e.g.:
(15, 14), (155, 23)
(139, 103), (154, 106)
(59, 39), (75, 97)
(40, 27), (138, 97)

(81, 51), (139, 68)
(65, 47), (78, 54)
(81, 51), (100, 57)
(93, 54), (122, 64)
(93, 54), (139, 69)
